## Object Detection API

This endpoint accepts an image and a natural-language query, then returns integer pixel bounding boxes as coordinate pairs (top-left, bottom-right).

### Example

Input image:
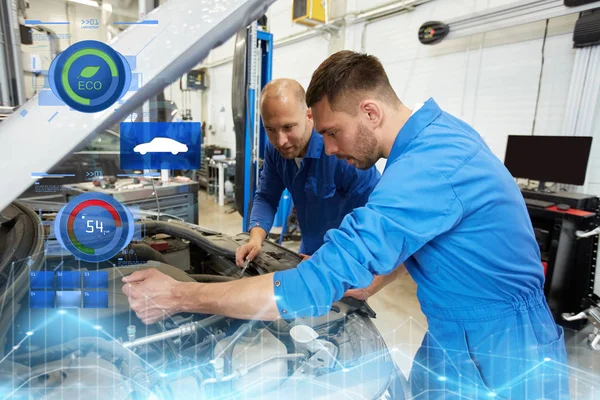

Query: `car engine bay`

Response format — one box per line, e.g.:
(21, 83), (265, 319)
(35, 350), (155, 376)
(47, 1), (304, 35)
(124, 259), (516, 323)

(0, 201), (406, 399)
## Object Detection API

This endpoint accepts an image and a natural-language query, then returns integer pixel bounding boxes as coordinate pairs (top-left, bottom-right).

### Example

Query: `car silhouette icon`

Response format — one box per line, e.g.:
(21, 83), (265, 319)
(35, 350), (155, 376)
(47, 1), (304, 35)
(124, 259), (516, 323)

(133, 137), (188, 155)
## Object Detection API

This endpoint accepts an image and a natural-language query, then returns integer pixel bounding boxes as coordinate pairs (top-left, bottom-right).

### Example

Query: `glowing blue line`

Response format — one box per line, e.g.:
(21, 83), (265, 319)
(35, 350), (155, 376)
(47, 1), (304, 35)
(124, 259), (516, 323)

(0, 334), (32, 366)
(25, 20), (70, 25)
(30, 172), (74, 177)
(114, 20), (158, 25)
(117, 173), (160, 177)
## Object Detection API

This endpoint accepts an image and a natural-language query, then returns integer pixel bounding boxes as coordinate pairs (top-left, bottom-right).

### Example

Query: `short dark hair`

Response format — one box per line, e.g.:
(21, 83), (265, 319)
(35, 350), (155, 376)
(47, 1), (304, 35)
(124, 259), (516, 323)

(306, 51), (400, 113)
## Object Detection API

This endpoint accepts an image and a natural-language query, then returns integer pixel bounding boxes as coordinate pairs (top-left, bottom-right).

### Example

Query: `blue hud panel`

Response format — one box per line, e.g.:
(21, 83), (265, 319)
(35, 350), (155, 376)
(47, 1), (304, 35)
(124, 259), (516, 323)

(83, 291), (108, 308)
(56, 291), (81, 308)
(120, 122), (201, 170)
(57, 271), (81, 289)
(83, 271), (109, 289)
(29, 291), (55, 308)
(30, 271), (54, 289)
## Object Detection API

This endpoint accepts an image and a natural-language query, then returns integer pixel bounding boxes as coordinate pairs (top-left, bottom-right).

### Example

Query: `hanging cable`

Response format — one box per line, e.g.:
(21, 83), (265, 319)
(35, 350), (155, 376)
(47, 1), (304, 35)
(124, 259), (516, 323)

(531, 19), (549, 136)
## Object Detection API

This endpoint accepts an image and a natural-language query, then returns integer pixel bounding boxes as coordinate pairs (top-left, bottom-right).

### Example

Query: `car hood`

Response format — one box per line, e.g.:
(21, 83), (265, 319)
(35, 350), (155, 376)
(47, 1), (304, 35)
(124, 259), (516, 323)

(0, 0), (276, 211)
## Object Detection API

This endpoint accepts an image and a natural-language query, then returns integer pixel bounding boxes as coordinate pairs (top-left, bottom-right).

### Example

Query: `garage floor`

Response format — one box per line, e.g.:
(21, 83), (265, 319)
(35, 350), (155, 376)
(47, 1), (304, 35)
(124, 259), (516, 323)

(196, 191), (599, 398)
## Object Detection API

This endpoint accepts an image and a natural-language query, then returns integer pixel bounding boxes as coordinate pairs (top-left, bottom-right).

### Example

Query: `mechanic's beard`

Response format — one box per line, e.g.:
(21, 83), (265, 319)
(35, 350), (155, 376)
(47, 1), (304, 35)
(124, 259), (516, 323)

(352, 123), (379, 170)
(278, 145), (298, 159)
(283, 126), (312, 159)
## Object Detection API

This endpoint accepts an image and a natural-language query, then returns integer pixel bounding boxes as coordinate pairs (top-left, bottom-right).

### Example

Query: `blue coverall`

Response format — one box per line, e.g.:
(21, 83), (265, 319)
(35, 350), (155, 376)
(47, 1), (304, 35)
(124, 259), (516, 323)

(273, 99), (569, 399)
(249, 130), (380, 255)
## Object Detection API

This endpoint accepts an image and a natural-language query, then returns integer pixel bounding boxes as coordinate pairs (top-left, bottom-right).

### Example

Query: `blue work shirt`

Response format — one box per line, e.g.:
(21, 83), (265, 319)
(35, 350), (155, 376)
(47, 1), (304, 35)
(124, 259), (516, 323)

(249, 130), (380, 255)
(273, 99), (568, 398)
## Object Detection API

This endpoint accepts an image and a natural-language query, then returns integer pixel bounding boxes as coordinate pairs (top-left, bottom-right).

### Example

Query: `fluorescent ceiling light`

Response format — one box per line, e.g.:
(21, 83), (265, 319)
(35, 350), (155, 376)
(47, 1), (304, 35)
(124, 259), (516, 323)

(68, 0), (99, 7)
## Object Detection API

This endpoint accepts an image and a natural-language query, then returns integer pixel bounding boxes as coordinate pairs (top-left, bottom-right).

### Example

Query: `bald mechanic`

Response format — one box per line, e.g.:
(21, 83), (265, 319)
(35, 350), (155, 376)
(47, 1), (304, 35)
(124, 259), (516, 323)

(123, 52), (568, 398)
(236, 78), (392, 300)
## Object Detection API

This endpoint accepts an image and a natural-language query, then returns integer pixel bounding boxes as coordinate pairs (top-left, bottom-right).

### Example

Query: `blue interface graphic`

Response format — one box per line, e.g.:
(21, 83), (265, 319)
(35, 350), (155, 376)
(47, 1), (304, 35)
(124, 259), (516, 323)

(29, 271), (108, 309)
(83, 291), (109, 308)
(56, 291), (82, 308)
(120, 122), (201, 170)
(54, 193), (135, 263)
(30, 271), (54, 289)
(57, 271), (81, 289)
(29, 291), (55, 308)
(47, 40), (131, 113)
(83, 271), (108, 289)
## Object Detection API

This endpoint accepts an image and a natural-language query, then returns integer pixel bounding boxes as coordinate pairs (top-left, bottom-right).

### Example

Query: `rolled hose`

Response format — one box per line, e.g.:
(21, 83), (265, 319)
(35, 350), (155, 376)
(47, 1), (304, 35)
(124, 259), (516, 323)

(142, 221), (235, 258)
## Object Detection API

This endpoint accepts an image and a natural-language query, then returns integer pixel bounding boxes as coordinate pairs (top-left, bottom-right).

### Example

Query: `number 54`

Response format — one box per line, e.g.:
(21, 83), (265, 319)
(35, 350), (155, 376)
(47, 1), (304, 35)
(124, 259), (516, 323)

(86, 220), (104, 233)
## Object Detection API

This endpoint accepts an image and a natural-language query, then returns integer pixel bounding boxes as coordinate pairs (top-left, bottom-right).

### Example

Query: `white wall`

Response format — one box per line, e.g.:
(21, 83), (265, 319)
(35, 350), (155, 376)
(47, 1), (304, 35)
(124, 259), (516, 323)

(201, 0), (329, 154)
(272, 36), (329, 89)
(358, 2), (577, 163)
(201, 0), (597, 195)
(351, 0), (582, 180)
(206, 62), (235, 149)
(585, 62), (600, 196)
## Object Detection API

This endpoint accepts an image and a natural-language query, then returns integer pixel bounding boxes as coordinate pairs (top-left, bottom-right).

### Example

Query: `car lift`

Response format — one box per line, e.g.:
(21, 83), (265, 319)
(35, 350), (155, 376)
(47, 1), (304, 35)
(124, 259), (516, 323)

(240, 23), (273, 232)
(237, 24), (297, 244)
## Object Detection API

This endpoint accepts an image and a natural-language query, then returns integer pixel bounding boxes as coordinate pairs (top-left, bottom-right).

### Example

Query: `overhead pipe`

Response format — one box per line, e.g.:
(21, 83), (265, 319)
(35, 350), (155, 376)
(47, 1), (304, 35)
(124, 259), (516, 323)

(347, 0), (431, 24)
(203, 0), (433, 69)
(444, 0), (600, 40)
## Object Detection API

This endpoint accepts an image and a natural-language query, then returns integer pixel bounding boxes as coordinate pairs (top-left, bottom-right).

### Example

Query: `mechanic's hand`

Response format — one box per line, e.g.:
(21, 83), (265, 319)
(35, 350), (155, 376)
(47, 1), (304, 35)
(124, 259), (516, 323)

(121, 268), (183, 325)
(344, 267), (404, 301)
(235, 239), (262, 266)
(343, 287), (371, 301)
(298, 253), (311, 261)
(343, 275), (386, 301)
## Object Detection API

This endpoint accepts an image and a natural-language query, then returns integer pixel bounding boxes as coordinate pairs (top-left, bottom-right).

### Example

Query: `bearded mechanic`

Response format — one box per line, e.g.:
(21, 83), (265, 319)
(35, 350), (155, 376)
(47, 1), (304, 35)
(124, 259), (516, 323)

(236, 78), (380, 266)
(123, 51), (569, 398)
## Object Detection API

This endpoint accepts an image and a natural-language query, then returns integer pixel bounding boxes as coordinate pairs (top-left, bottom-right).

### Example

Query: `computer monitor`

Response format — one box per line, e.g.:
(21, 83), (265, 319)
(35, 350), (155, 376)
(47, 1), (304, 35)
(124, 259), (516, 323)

(504, 135), (593, 188)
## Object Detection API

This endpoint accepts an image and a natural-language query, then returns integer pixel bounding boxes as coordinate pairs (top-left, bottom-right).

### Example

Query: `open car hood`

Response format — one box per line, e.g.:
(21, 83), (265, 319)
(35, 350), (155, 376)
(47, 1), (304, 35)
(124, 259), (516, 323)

(0, 201), (406, 399)
(0, 0), (276, 211)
